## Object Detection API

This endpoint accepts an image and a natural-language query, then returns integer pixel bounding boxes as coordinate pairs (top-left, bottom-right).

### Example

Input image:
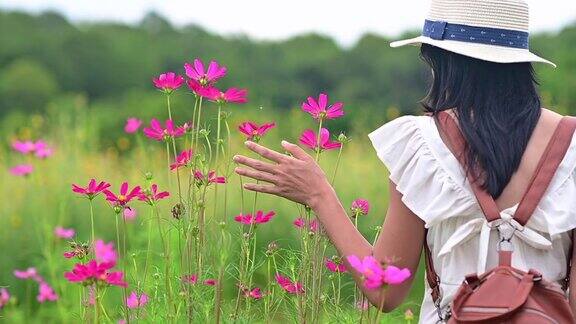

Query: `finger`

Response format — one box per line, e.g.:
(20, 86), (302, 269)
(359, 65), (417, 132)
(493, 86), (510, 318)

(245, 141), (287, 163)
(235, 167), (277, 184)
(243, 183), (280, 195)
(233, 155), (276, 173)
(281, 140), (311, 161)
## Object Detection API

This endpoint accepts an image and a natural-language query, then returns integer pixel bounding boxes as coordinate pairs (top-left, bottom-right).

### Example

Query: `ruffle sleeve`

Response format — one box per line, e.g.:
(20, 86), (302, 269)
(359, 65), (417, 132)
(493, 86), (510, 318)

(368, 115), (480, 228)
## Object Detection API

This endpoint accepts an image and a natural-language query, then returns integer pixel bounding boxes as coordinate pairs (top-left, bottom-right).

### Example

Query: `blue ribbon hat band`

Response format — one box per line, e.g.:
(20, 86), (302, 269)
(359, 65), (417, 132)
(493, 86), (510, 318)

(422, 20), (529, 49)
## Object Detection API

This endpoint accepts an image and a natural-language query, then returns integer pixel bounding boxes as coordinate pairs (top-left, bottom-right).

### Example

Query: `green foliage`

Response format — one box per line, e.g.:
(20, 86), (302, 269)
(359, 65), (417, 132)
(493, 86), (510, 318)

(0, 58), (59, 115)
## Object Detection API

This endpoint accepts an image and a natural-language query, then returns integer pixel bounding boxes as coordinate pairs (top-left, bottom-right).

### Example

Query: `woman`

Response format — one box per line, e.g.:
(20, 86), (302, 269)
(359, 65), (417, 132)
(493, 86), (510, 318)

(233, 0), (576, 322)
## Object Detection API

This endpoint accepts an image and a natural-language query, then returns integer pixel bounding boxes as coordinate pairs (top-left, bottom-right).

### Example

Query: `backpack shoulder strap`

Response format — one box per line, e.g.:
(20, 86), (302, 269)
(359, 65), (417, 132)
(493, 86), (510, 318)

(436, 111), (576, 225)
(514, 116), (576, 225)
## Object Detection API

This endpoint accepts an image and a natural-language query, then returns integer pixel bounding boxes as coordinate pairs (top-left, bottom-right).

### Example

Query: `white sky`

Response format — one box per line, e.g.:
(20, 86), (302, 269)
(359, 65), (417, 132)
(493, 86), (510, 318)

(1, 0), (575, 46)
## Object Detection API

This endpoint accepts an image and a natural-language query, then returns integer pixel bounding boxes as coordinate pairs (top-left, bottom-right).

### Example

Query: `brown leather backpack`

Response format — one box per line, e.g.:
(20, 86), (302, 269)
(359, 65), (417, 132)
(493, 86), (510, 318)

(423, 111), (576, 323)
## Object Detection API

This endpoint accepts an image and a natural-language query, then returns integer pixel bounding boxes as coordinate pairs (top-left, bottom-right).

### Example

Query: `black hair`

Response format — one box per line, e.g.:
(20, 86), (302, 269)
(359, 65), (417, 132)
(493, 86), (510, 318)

(419, 44), (542, 198)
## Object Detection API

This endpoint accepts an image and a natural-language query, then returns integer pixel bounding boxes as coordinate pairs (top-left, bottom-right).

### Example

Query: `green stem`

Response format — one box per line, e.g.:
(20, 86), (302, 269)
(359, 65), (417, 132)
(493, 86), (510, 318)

(89, 200), (95, 248)
(330, 144), (344, 186)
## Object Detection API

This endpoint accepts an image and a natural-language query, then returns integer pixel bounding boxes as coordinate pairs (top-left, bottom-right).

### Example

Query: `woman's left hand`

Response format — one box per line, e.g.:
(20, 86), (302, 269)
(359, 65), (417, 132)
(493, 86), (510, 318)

(233, 140), (333, 209)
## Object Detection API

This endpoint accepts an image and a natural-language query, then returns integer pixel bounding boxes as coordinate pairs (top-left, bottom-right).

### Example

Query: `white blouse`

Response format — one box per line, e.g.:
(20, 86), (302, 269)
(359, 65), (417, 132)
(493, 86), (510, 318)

(368, 115), (576, 324)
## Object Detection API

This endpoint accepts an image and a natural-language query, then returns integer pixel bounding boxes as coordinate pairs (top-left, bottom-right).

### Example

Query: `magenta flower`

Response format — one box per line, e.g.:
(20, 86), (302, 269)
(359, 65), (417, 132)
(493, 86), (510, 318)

(103, 182), (142, 207)
(11, 140), (36, 154)
(143, 119), (186, 141)
(275, 274), (304, 295)
(184, 59), (227, 86)
(14, 267), (41, 281)
(0, 288), (9, 309)
(301, 93), (344, 121)
(10, 164), (33, 177)
(234, 210), (276, 225)
(95, 240), (118, 265)
(186, 79), (216, 98)
(293, 217), (319, 233)
(299, 128), (341, 151)
(72, 179), (111, 200)
(138, 184), (170, 205)
(64, 260), (127, 287)
(242, 287), (263, 300)
(182, 274), (198, 284)
(124, 118), (142, 134)
(203, 279), (217, 286)
(153, 72), (184, 94)
(238, 121), (276, 141)
(34, 140), (53, 159)
(351, 199), (370, 217)
(170, 149), (193, 171)
(37, 282), (58, 303)
(54, 226), (75, 239)
(126, 291), (148, 309)
(206, 87), (248, 104)
(383, 266), (412, 285)
(347, 255), (386, 289)
(325, 258), (347, 273)
(123, 208), (137, 221)
(347, 255), (411, 289)
(194, 170), (226, 185)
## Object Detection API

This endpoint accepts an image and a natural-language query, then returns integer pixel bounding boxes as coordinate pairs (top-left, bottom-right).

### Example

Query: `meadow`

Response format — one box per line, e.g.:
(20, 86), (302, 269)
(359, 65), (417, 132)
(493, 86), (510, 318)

(1, 9), (574, 324)
(0, 62), (423, 323)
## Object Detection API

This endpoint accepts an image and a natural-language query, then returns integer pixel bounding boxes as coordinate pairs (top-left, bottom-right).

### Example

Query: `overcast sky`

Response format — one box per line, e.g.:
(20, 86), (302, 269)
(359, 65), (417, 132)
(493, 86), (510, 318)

(2, 0), (575, 46)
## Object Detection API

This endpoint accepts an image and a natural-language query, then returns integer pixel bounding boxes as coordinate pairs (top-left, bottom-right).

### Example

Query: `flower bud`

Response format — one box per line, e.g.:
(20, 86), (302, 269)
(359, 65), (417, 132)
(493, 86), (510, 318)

(218, 221), (226, 229)
(337, 132), (350, 143)
(144, 172), (154, 181)
(265, 241), (278, 256)
(172, 203), (185, 220)
(113, 205), (123, 214)
(199, 129), (210, 137)
(405, 309), (414, 321)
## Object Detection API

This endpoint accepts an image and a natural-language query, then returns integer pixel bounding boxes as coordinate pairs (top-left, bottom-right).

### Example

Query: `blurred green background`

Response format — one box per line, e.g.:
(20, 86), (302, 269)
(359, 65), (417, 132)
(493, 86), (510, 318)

(0, 9), (575, 322)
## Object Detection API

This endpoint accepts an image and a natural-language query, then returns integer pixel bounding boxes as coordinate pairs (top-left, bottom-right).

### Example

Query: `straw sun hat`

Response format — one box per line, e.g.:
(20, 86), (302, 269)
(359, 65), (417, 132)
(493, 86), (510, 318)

(391, 0), (556, 67)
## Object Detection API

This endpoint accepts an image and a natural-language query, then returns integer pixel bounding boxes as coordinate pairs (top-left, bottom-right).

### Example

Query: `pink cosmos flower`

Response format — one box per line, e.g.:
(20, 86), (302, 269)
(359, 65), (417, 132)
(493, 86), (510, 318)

(103, 182), (142, 207)
(293, 217), (319, 233)
(206, 87), (248, 104)
(184, 59), (227, 86)
(383, 265), (412, 285)
(126, 291), (148, 309)
(138, 184), (170, 205)
(234, 210), (276, 225)
(94, 240), (118, 265)
(63, 251), (77, 259)
(203, 279), (217, 286)
(351, 199), (370, 217)
(325, 258), (347, 273)
(275, 274), (304, 295)
(123, 208), (137, 221)
(153, 72), (184, 93)
(186, 79), (216, 98)
(10, 164), (34, 176)
(170, 149), (193, 170)
(14, 267), (41, 281)
(238, 122), (275, 141)
(143, 119), (186, 141)
(124, 118), (142, 134)
(242, 287), (263, 300)
(34, 140), (54, 159)
(72, 179), (111, 200)
(347, 255), (386, 289)
(11, 140), (36, 154)
(301, 93), (344, 121)
(299, 128), (341, 151)
(64, 260), (127, 287)
(54, 226), (75, 239)
(0, 288), (9, 309)
(37, 282), (58, 303)
(346, 255), (411, 289)
(182, 274), (198, 284)
(194, 170), (226, 185)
